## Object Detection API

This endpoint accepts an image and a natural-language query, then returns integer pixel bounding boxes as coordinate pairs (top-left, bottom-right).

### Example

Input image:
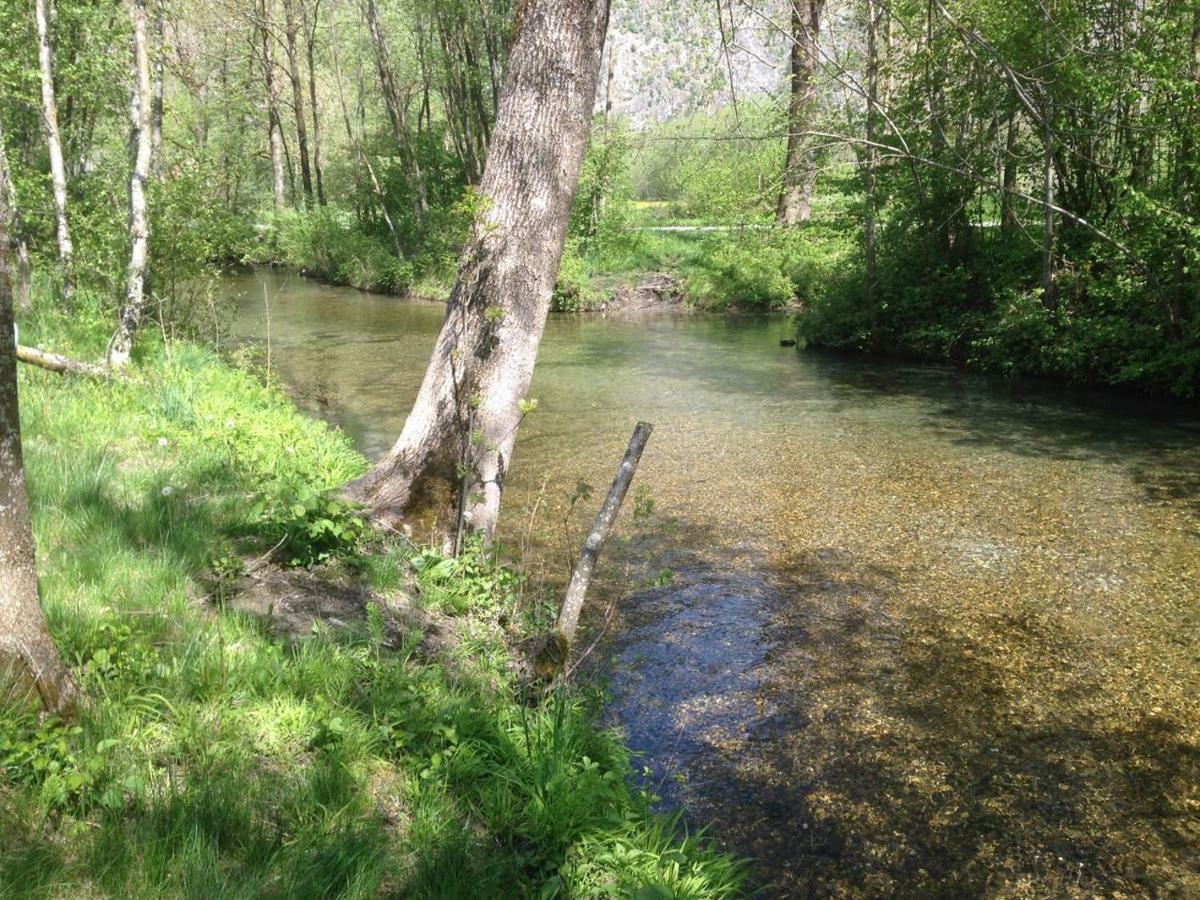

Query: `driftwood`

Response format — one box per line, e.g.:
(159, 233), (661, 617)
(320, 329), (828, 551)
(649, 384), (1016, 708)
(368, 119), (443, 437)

(535, 421), (653, 679)
(17, 345), (112, 379)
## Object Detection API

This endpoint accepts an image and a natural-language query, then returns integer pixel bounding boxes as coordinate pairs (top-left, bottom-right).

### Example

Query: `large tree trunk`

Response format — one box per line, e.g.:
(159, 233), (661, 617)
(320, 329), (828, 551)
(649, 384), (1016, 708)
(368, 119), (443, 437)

(348, 0), (611, 537)
(0, 147), (76, 716)
(0, 112), (32, 315)
(109, 0), (155, 369)
(363, 0), (429, 220)
(281, 0), (314, 205)
(776, 0), (826, 225)
(35, 0), (74, 302)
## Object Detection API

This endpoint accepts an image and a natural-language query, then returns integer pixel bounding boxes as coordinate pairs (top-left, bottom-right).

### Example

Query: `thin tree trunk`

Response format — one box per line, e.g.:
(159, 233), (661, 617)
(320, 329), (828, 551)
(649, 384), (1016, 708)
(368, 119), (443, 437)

(281, 0), (314, 205)
(865, 0), (880, 309)
(777, 0), (826, 225)
(0, 113), (32, 314)
(150, 0), (165, 180)
(363, 0), (429, 219)
(1039, 2), (1057, 311)
(1001, 109), (1019, 232)
(538, 420), (652, 675)
(330, 8), (401, 256)
(303, 0), (326, 205)
(35, 0), (74, 302)
(0, 153), (76, 716)
(257, 0), (287, 215)
(109, 0), (155, 368)
(347, 0), (611, 537)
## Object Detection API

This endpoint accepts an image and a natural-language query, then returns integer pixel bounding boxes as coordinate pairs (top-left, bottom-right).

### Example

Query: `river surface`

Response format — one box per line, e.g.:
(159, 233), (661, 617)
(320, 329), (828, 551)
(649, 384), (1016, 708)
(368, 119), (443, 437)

(228, 268), (1200, 897)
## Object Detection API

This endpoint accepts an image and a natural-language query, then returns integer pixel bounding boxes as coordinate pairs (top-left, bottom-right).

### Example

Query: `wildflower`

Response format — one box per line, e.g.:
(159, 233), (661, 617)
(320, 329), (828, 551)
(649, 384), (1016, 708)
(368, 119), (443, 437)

(161, 486), (174, 497)
(157, 437), (169, 448)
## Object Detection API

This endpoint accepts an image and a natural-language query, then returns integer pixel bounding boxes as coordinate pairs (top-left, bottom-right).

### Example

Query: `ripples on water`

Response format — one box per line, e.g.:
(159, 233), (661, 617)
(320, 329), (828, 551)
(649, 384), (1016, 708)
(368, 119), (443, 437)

(231, 268), (1200, 897)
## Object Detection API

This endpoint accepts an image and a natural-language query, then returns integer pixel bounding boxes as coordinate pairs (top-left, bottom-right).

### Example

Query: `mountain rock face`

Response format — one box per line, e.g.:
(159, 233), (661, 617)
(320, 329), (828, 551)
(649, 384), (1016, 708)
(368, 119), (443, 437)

(601, 0), (788, 125)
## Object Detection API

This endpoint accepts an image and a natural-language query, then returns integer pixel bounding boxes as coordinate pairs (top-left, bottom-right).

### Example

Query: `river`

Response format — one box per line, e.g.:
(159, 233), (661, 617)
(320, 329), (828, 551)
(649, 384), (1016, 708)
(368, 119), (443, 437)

(229, 267), (1200, 897)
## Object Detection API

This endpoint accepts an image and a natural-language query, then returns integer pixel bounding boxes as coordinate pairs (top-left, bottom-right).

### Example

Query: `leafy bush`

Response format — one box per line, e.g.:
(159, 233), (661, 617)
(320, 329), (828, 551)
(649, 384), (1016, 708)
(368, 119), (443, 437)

(252, 490), (368, 568)
(274, 208), (413, 294)
(687, 237), (796, 310)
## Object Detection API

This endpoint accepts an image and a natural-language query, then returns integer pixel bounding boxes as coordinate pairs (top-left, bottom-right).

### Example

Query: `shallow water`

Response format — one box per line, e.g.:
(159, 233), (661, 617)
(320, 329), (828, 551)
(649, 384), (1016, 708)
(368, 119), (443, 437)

(230, 268), (1200, 896)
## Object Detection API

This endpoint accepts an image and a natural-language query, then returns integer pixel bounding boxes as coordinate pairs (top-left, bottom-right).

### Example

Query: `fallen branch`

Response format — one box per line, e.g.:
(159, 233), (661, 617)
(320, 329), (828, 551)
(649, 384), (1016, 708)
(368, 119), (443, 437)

(17, 345), (113, 378)
(534, 421), (653, 680)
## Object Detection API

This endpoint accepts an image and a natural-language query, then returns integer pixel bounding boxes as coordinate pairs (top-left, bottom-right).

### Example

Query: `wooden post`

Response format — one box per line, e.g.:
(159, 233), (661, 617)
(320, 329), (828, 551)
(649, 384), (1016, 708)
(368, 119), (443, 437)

(535, 421), (652, 679)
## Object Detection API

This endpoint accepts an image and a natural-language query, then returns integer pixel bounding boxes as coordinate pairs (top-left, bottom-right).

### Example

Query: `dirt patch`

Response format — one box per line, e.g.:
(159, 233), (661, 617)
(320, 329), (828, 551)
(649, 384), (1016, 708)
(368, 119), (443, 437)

(225, 561), (456, 658)
(595, 273), (684, 314)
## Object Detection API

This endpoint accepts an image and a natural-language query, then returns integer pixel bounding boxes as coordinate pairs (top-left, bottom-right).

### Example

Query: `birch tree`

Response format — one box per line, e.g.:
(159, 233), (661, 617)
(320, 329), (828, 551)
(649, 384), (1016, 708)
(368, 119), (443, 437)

(348, 0), (611, 537)
(34, 0), (74, 301)
(109, 0), (155, 368)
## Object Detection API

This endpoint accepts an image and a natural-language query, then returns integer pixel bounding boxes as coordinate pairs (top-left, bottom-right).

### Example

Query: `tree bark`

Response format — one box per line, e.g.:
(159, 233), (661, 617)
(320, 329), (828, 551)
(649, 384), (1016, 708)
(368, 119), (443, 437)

(150, 0), (165, 180)
(17, 345), (111, 379)
(109, 0), (155, 369)
(363, 0), (429, 219)
(347, 0), (611, 538)
(303, 0), (326, 205)
(0, 112), (32, 315)
(777, 0), (826, 225)
(35, 0), (74, 302)
(257, 0), (288, 216)
(281, 0), (314, 205)
(0, 151), (76, 716)
(864, 0), (880, 309)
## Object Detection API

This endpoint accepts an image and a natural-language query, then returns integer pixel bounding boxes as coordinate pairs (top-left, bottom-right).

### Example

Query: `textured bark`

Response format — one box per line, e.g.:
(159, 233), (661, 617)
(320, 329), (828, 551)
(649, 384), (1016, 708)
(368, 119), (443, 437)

(0, 112), (32, 314)
(17, 345), (111, 379)
(363, 0), (428, 218)
(150, 0), (165, 181)
(0, 158), (76, 715)
(864, 0), (880, 308)
(35, 0), (74, 302)
(303, 0), (326, 205)
(281, 0), (314, 205)
(776, 0), (826, 225)
(257, 0), (288, 215)
(109, 0), (155, 369)
(348, 0), (611, 537)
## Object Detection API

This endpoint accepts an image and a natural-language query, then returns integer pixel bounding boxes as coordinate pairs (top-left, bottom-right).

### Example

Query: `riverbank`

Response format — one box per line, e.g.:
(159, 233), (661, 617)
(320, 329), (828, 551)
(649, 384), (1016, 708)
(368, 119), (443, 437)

(0, 295), (742, 897)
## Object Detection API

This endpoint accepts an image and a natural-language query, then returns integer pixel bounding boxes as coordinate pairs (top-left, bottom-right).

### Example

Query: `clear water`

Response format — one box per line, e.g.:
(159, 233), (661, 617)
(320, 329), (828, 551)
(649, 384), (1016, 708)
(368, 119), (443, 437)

(230, 267), (1200, 896)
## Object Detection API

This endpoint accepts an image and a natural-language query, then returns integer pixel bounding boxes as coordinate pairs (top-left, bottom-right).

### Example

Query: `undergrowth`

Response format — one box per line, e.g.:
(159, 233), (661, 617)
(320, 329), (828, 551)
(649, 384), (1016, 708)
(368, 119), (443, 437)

(0, 303), (743, 897)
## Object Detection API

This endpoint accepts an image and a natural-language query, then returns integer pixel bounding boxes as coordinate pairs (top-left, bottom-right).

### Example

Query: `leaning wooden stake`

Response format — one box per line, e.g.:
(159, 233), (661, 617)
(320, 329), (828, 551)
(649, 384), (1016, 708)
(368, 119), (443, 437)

(535, 421), (653, 679)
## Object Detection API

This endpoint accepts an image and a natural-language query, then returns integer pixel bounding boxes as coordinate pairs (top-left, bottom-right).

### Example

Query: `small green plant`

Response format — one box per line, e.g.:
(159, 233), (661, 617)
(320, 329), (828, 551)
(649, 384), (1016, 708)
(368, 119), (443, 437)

(252, 490), (367, 567)
(413, 535), (521, 614)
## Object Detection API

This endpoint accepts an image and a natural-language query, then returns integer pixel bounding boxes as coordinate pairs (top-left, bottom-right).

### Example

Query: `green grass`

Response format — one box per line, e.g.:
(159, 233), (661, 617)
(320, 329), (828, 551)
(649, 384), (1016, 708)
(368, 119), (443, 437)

(0, 297), (744, 897)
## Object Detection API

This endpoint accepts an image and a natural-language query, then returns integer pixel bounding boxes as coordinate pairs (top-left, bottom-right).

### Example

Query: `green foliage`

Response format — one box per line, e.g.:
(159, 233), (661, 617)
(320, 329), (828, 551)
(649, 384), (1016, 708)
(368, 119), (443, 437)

(252, 490), (368, 568)
(273, 208), (414, 295)
(551, 240), (602, 312)
(687, 237), (796, 310)
(412, 535), (521, 614)
(0, 304), (740, 898)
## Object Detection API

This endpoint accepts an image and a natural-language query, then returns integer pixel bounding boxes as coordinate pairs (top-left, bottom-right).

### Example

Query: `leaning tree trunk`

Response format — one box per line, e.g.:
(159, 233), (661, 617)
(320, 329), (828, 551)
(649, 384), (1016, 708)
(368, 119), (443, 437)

(0, 148), (76, 715)
(109, 0), (155, 369)
(864, 0), (880, 309)
(776, 0), (826, 225)
(35, 0), (74, 302)
(348, 0), (611, 537)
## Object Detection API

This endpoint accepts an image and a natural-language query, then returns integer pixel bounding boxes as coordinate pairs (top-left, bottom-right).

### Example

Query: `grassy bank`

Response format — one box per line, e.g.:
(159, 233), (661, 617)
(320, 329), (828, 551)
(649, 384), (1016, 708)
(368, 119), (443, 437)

(0, 298), (742, 897)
